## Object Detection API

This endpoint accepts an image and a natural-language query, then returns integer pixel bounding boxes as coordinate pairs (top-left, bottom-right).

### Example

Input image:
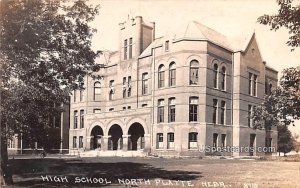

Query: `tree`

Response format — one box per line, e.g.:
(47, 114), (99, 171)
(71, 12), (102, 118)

(257, 0), (300, 50)
(292, 133), (300, 153)
(0, 0), (100, 185)
(252, 67), (300, 155)
(277, 125), (294, 156)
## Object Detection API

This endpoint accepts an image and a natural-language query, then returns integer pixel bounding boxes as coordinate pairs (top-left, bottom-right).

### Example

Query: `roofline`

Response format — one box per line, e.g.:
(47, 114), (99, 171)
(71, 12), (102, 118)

(266, 65), (278, 73)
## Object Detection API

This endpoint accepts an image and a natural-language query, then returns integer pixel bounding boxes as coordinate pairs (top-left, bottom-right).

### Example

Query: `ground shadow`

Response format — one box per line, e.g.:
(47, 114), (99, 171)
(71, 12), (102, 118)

(9, 158), (202, 187)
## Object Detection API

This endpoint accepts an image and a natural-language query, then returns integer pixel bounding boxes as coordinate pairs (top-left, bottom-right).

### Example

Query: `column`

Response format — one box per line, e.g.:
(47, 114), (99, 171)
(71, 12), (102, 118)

(102, 136), (110, 151)
(122, 135), (129, 152)
(144, 134), (151, 153)
(86, 136), (92, 150)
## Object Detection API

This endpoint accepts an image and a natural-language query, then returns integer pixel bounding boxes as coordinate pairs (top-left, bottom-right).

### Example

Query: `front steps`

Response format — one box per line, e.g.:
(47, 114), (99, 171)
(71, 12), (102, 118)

(76, 150), (147, 157)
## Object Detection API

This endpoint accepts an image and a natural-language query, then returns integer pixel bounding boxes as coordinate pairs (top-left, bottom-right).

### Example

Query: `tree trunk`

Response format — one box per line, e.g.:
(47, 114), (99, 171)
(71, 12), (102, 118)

(1, 134), (13, 185)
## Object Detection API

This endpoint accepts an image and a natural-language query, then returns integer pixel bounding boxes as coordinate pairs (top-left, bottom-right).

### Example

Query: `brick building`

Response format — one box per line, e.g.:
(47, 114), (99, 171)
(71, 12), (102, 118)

(69, 16), (278, 157)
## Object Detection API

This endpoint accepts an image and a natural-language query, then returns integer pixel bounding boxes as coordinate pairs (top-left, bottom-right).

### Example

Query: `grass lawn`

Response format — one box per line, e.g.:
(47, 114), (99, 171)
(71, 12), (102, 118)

(4, 156), (300, 188)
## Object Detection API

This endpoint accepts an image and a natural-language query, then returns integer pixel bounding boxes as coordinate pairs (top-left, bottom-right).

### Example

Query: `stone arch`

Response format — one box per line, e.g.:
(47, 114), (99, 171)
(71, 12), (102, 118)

(127, 123), (145, 150)
(108, 124), (123, 150)
(90, 125), (104, 150)
(88, 121), (105, 136)
(125, 117), (149, 134)
(105, 119), (124, 135)
(185, 55), (203, 67)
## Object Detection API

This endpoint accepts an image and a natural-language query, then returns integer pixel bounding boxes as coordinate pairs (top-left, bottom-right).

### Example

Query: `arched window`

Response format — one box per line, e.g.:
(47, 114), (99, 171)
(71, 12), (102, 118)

(169, 62), (176, 86)
(190, 60), (199, 85)
(94, 82), (101, 101)
(213, 64), (218, 88)
(221, 67), (226, 90)
(158, 64), (165, 88)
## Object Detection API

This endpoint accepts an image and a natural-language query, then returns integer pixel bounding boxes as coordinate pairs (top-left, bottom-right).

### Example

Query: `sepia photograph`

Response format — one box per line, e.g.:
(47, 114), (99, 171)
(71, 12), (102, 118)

(1, 0), (300, 187)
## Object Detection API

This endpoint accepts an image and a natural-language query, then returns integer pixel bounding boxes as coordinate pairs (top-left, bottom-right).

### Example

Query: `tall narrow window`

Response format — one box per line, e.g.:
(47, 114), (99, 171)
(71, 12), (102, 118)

(249, 73), (253, 95)
(269, 83), (272, 94)
(79, 136), (83, 148)
(94, 82), (101, 101)
(221, 67), (226, 90)
(158, 65), (165, 88)
(248, 105), (253, 127)
(79, 82), (84, 101)
(167, 133), (174, 149)
(220, 101), (226, 125)
(129, 38), (133, 59)
(189, 97), (198, 122)
(74, 111), (78, 129)
(156, 133), (163, 149)
(169, 62), (176, 86)
(213, 99), (218, 124)
(253, 75), (257, 96)
(190, 60), (199, 85)
(165, 40), (169, 51)
(80, 110), (84, 128)
(73, 136), (77, 148)
(157, 99), (164, 123)
(213, 133), (218, 147)
(213, 64), (218, 88)
(124, 39), (128, 60)
(74, 90), (77, 102)
(188, 132), (198, 149)
(109, 80), (114, 101)
(168, 98), (176, 122)
(142, 73), (148, 95)
(123, 77), (126, 98)
(127, 76), (131, 97)
(221, 134), (226, 147)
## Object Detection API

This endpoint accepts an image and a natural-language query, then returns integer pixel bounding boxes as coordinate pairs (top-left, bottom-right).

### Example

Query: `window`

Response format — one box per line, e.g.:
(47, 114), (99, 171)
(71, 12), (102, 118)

(167, 133), (174, 149)
(123, 77), (126, 98)
(248, 105), (253, 127)
(213, 64), (218, 88)
(269, 83), (272, 94)
(93, 109), (101, 113)
(253, 75), (257, 96)
(213, 99), (218, 124)
(213, 133), (218, 147)
(128, 76), (131, 97)
(127, 106), (131, 109)
(73, 136), (77, 148)
(74, 90), (77, 102)
(79, 82), (84, 101)
(109, 108), (114, 111)
(74, 111), (78, 129)
(221, 67), (226, 90)
(94, 82), (101, 101)
(158, 65), (165, 88)
(189, 97), (198, 122)
(157, 99), (164, 123)
(189, 132), (198, 149)
(249, 73), (258, 96)
(221, 134), (226, 147)
(169, 62), (176, 86)
(168, 98), (176, 122)
(79, 136), (83, 148)
(142, 103), (148, 107)
(124, 39), (128, 60)
(129, 38), (133, 59)
(109, 80), (114, 100)
(220, 101), (225, 125)
(142, 73), (148, 95)
(190, 60), (199, 85)
(165, 40), (169, 51)
(80, 110), (84, 128)
(249, 73), (253, 95)
(123, 106), (126, 110)
(156, 133), (163, 149)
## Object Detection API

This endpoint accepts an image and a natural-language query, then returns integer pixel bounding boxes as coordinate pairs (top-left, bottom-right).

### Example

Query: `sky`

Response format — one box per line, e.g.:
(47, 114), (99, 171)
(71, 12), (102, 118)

(89, 0), (300, 137)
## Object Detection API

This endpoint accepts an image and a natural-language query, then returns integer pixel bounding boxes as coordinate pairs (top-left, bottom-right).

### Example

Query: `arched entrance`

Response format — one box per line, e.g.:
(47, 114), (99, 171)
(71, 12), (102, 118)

(128, 123), (145, 150)
(108, 124), (123, 150)
(91, 126), (103, 150)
